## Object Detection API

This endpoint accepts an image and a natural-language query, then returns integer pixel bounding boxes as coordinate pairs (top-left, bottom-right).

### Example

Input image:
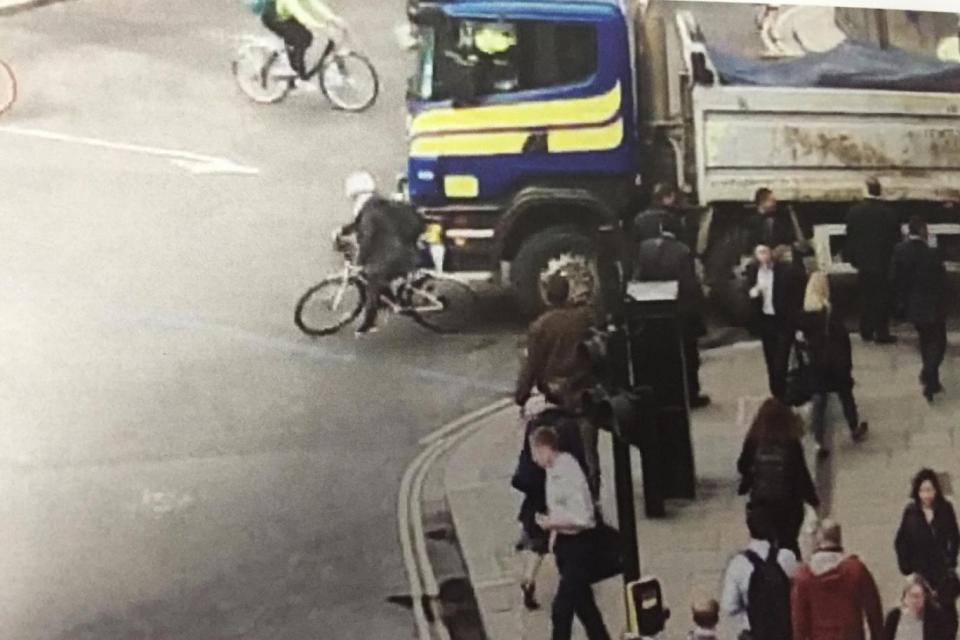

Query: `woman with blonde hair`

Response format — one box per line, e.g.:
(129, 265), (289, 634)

(883, 574), (949, 639)
(798, 271), (868, 458)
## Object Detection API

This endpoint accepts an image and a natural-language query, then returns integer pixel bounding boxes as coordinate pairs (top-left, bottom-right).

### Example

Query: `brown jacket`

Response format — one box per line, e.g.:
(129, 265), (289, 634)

(515, 305), (594, 411)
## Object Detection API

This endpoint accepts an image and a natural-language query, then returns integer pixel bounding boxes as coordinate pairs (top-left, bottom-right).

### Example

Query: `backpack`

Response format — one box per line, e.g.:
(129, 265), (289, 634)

(744, 547), (793, 640)
(750, 443), (790, 503)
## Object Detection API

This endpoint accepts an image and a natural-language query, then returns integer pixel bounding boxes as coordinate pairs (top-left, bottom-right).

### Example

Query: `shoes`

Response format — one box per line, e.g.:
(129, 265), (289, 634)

(923, 389), (936, 403)
(520, 582), (540, 611)
(354, 321), (378, 337)
(851, 422), (869, 443)
(874, 335), (898, 345)
(690, 394), (712, 409)
(815, 444), (831, 460)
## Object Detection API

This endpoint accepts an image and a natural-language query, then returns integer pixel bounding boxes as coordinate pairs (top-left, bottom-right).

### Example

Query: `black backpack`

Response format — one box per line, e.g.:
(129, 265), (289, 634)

(744, 546), (792, 640)
(750, 443), (790, 503)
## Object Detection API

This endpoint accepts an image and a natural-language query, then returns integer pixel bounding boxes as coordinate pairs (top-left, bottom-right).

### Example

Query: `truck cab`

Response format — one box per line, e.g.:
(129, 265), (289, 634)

(405, 0), (640, 316)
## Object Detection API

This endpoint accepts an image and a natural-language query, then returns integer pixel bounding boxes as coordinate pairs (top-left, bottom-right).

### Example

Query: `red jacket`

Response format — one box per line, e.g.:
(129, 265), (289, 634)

(792, 553), (884, 640)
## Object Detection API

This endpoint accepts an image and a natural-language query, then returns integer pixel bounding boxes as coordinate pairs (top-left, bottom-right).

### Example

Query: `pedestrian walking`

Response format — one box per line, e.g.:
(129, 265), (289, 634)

(721, 505), (798, 639)
(737, 397), (819, 558)
(749, 187), (800, 253)
(515, 274), (600, 497)
(746, 244), (804, 401)
(895, 468), (960, 638)
(530, 427), (611, 640)
(511, 397), (588, 611)
(891, 217), (948, 403)
(633, 183), (690, 246)
(688, 596), (720, 640)
(845, 177), (901, 344)
(791, 520), (884, 640)
(633, 215), (711, 408)
(797, 271), (869, 459)
(883, 574), (949, 640)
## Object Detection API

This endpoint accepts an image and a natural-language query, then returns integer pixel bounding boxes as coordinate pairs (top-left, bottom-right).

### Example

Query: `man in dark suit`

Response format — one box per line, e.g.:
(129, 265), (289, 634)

(748, 187), (798, 253)
(633, 218), (711, 408)
(744, 244), (804, 401)
(892, 216), (948, 402)
(845, 177), (901, 344)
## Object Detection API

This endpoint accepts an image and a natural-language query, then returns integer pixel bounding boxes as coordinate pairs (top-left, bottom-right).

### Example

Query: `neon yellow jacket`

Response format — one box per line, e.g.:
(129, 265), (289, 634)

(276, 0), (340, 30)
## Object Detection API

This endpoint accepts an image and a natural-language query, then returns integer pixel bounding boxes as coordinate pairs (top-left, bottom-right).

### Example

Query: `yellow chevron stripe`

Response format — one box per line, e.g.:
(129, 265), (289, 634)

(410, 118), (624, 158)
(410, 83), (622, 136)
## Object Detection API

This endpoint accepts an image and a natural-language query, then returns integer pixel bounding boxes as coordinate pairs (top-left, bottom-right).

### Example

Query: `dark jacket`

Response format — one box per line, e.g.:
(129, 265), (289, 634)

(883, 607), (949, 640)
(515, 305), (595, 411)
(845, 198), (901, 273)
(748, 209), (797, 250)
(895, 500), (960, 592)
(799, 309), (854, 393)
(343, 196), (423, 273)
(633, 233), (704, 328)
(736, 437), (819, 508)
(744, 261), (805, 330)
(891, 238), (948, 325)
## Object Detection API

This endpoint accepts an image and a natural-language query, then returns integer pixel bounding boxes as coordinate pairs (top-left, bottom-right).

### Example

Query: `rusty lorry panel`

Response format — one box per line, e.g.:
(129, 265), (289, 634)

(692, 85), (960, 203)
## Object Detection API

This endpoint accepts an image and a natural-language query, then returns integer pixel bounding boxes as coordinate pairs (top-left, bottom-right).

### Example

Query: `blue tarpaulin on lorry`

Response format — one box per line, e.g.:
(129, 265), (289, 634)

(708, 41), (960, 92)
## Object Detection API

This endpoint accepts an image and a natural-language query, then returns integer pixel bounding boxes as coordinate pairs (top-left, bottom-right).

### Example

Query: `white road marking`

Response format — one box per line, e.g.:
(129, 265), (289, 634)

(0, 125), (260, 176)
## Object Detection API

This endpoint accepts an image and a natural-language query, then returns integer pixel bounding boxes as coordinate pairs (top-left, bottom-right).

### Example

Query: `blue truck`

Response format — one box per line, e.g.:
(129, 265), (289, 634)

(403, 0), (960, 317)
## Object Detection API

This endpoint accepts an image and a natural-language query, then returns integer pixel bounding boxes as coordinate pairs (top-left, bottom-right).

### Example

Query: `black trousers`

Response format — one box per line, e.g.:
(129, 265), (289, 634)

(552, 533), (611, 640)
(261, 5), (313, 77)
(857, 270), (892, 340)
(916, 321), (947, 392)
(683, 331), (702, 399)
(759, 315), (792, 401)
(810, 389), (859, 445)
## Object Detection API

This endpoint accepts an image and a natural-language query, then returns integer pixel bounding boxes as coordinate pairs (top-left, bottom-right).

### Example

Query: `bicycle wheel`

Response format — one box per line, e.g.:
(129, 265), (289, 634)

(294, 275), (365, 336)
(233, 43), (291, 104)
(0, 60), (17, 116)
(407, 274), (478, 334)
(319, 51), (379, 112)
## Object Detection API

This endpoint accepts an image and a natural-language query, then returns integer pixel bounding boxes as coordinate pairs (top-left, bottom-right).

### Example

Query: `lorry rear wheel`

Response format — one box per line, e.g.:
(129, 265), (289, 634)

(510, 228), (603, 319)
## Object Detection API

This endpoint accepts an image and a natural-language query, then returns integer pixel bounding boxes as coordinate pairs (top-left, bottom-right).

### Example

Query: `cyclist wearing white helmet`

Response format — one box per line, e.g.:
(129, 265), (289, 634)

(337, 171), (425, 335)
(256, 0), (346, 80)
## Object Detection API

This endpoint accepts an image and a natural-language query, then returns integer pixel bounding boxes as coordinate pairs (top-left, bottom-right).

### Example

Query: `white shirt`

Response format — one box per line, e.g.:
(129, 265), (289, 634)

(756, 265), (775, 316)
(894, 610), (924, 640)
(720, 539), (798, 633)
(546, 453), (596, 530)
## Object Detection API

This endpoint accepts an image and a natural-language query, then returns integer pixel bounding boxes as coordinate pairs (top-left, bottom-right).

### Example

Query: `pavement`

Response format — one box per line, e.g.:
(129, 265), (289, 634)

(444, 333), (960, 639)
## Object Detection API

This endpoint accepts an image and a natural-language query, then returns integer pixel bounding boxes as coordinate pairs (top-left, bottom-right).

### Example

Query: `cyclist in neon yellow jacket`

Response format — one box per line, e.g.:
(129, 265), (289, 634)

(260, 0), (346, 79)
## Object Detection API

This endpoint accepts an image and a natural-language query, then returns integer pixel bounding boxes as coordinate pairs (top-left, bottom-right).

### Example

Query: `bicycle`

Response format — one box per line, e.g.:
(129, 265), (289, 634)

(0, 59), (16, 116)
(232, 29), (378, 112)
(295, 259), (478, 336)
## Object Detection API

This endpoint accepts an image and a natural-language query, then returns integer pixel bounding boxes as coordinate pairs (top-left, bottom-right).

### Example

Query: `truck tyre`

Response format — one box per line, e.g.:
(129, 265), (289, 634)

(511, 228), (603, 319)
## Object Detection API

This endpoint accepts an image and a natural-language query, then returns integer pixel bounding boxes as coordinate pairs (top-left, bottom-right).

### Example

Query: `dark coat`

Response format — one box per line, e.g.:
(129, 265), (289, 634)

(744, 261), (805, 330)
(747, 209), (797, 249)
(845, 199), (901, 273)
(737, 437), (819, 508)
(799, 309), (854, 393)
(895, 500), (960, 594)
(883, 606), (949, 640)
(633, 233), (704, 329)
(343, 196), (423, 275)
(515, 305), (595, 411)
(891, 238), (948, 325)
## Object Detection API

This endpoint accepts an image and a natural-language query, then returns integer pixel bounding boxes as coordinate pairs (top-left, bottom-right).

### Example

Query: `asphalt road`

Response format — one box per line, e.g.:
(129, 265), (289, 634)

(0, 1), (519, 638)
(0, 2), (764, 638)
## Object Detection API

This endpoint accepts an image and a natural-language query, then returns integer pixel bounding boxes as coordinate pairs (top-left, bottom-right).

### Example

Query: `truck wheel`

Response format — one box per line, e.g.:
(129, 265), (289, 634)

(511, 228), (603, 319)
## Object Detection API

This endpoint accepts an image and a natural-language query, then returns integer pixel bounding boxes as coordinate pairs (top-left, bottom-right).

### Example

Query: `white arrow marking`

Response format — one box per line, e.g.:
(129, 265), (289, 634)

(0, 125), (260, 176)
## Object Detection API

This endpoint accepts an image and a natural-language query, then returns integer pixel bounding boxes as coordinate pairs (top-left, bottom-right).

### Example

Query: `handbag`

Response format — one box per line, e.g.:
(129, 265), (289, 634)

(589, 519), (625, 583)
(785, 342), (812, 407)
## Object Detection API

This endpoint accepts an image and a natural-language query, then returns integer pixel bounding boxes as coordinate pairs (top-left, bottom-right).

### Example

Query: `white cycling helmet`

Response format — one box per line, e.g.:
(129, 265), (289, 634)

(344, 170), (377, 200)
